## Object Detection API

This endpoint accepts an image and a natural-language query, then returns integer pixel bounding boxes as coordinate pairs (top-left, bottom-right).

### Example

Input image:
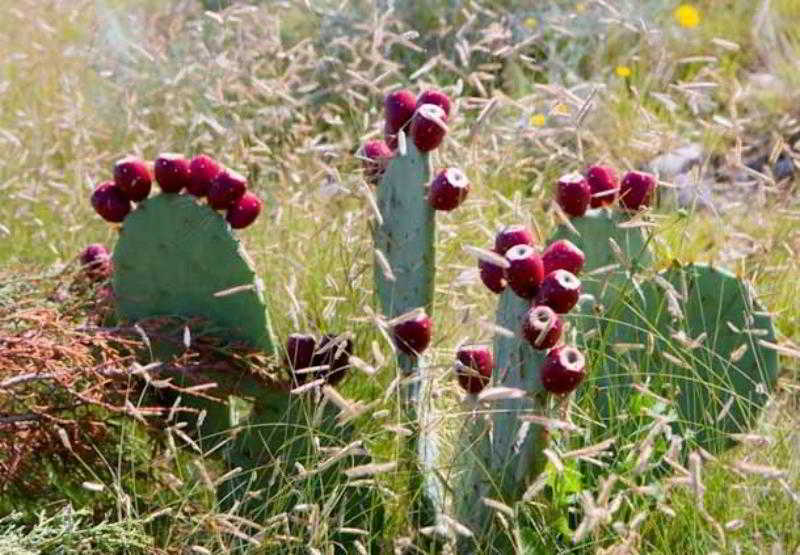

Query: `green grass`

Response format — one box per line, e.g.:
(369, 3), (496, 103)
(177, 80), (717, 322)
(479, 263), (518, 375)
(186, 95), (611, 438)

(1, 0), (799, 553)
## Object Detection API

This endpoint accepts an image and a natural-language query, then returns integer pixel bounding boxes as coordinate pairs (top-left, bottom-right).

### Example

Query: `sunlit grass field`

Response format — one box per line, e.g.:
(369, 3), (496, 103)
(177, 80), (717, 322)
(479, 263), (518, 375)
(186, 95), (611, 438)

(1, 0), (799, 552)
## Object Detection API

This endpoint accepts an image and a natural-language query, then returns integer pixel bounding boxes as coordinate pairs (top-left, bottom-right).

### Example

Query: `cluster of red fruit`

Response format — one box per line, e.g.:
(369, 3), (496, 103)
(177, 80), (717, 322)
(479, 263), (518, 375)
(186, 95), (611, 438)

(463, 225), (588, 395)
(556, 165), (657, 217)
(284, 333), (354, 387)
(89, 154), (262, 229)
(361, 88), (470, 212)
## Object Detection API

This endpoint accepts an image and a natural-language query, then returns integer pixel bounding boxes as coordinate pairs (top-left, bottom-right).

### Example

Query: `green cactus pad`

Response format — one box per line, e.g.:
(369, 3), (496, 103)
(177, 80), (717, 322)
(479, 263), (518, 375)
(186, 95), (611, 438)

(591, 262), (779, 452)
(372, 141), (443, 536)
(373, 141), (435, 324)
(112, 194), (276, 354)
(453, 290), (548, 548)
(220, 391), (384, 552)
(550, 209), (652, 324)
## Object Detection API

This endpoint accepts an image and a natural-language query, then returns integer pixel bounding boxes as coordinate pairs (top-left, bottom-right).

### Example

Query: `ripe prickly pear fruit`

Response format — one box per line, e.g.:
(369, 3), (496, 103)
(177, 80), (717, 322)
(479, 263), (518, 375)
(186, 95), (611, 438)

(505, 244), (545, 299)
(494, 224), (535, 256)
(187, 154), (222, 197)
(208, 169), (247, 210)
(456, 344), (493, 394)
(392, 312), (433, 356)
(536, 270), (581, 314)
(556, 172), (591, 217)
(429, 168), (469, 211)
(542, 239), (585, 276)
(479, 250), (507, 294)
(362, 139), (394, 185)
(619, 171), (656, 211)
(79, 243), (112, 281)
(384, 89), (417, 135)
(91, 181), (131, 223)
(312, 334), (353, 386)
(521, 305), (563, 350)
(540, 345), (586, 394)
(286, 333), (317, 385)
(410, 104), (448, 152)
(226, 192), (262, 229)
(417, 89), (452, 118)
(154, 153), (191, 193)
(586, 165), (619, 208)
(114, 156), (152, 202)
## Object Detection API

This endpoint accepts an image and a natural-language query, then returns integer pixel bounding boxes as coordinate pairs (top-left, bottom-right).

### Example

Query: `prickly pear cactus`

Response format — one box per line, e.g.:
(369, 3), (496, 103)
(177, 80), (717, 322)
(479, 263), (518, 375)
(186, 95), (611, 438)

(372, 141), (443, 532)
(549, 210), (652, 325)
(113, 194), (277, 353)
(591, 262), (779, 452)
(452, 290), (548, 551)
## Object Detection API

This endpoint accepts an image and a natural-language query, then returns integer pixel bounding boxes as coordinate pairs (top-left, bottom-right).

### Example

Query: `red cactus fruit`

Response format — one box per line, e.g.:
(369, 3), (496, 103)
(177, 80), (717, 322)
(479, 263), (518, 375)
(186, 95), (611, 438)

(187, 154), (222, 197)
(429, 168), (469, 211)
(536, 270), (581, 314)
(479, 250), (507, 294)
(208, 169), (247, 210)
(91, 181), (131, 223)
(410, 104), (448, 152)
(416, 89), (452, 117)
(312, 334), (353, 386)
(286, 333), (317, 385)
(494, 224), (535, 255)
(79, 243), (112, 281)
(540, 346), (586, 394)
(456, 344), (493, 394)
(619, 171), (656, 211)
(362, 139), (394, 185)
(521, 305), (563, 350)
(154, 153), (191, 193)
(384, 89), (417, 135)
(392, 312), (433, 356)
(542, 239), (585, 276)
(226, 192), (262, 229)
(114, 156), (152, 202)
(586, 165), (619, 208)
(505, 244), (545, 299)
(556, 172), (591, 217)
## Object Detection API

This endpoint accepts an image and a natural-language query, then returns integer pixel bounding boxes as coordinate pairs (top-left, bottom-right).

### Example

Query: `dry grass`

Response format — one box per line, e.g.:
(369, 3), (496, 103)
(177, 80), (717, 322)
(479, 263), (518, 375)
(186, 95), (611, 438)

(1, 0), (799, 553)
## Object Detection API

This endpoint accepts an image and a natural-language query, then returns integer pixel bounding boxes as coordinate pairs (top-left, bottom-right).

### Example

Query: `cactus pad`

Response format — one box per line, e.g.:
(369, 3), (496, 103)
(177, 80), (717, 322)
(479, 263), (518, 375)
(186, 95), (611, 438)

(112, 194), (276, 354)
(591, 262), (778, 452)
(373, 141), (435, 323)
(550, 210), (652, 321)
(453, 290), (548, 547)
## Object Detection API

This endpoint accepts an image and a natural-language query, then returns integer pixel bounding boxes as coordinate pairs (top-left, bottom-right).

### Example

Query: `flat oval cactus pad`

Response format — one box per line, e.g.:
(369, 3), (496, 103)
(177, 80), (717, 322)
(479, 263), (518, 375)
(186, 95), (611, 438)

(112, 194), (276, 354)
(592, 262), (779, 452)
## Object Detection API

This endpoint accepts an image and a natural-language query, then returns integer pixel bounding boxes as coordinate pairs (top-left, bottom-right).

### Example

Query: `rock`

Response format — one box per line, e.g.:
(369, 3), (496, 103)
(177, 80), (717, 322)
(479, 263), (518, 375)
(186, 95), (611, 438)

(648, 143), (703, 178)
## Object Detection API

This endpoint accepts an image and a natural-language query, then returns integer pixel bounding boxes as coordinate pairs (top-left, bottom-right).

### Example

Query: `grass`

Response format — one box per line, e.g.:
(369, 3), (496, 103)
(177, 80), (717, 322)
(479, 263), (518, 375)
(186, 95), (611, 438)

(1, 0), (799, 553)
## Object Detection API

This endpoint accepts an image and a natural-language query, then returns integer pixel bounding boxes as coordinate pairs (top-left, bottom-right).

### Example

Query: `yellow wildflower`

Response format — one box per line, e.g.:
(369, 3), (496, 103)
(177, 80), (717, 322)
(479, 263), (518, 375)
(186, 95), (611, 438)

(576, 3), (587, 13)
(550, 103), (571, 116)
(615, 65), (632, 78)
(674, 4), (700, 28)
(530, 113), (546, 127)
(524, 17), (538, 29)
